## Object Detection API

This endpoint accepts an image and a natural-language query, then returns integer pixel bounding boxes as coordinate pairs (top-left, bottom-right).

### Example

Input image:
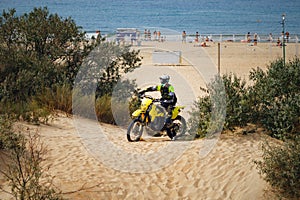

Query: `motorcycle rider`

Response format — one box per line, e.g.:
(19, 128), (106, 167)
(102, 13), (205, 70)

(139, 75), (177, 137)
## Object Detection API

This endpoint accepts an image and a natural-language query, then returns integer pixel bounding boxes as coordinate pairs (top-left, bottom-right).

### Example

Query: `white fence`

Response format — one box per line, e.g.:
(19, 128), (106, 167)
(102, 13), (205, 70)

(142, 33), (300, 43)
(87, 30), (299, 44)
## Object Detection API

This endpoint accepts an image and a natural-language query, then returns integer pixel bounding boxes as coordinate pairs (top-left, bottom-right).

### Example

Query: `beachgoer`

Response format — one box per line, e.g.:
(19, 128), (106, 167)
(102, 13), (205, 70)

(285, 31), (290, 43)
(157, 31), (161, 42)
(147, 30), (151, 40)
(95, 30), (103, 43)
(136, 31), (141, 46)
(144, 29), (147, 40)
(182, 31), (187, 43)
(139, 75), (177, 129)
(247, 32), (251, 43)
(277, 37), (282, 46)
(153, 30), (157, 41)
(268, 33), (273, 42)
(254, 33), (258, 46)
(195, 31), (199, 43)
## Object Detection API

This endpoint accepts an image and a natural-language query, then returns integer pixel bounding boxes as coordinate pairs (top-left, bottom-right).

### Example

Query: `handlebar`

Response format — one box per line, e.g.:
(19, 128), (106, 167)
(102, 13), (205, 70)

(139, 93), (160, 102)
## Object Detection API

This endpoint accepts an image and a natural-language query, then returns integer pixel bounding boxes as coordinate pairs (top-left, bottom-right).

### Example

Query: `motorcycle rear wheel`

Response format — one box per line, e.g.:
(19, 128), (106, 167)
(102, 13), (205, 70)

(172, 115), (187, 140)
(127, 119), (144, 142)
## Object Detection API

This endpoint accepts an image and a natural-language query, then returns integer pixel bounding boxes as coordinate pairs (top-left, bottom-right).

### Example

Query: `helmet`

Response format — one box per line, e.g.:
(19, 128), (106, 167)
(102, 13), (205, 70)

(159, 75), (170, 85)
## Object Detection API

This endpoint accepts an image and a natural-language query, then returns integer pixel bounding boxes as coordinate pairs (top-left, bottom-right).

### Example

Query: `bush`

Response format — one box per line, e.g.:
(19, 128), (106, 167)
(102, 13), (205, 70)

(222, 73), (253, 129)
(0, 7), (141, 126)
(189, 73), (251, 137)
(74, 42), (141, 98)
(255, 135), (300, 199)
(0, 8), (86, 103)
(188, 75), (226, 138)
(0, 115), (22, 150)
(0, 132), (65, 200)
(189, 58), (300, 199)
(36, 83), (73, 114)
(95, 94), (115, 124)
(249, 58), (300, 139)
(0, 100), (51, 124)
(188, 96), (211, 138)
(190, 58), (300, 139)
(0, 7), (89, 123)
(1, 115), (64, 199)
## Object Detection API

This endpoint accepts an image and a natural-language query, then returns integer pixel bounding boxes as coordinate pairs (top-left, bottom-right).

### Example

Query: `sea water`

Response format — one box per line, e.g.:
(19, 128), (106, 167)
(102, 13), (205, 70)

(1, 0), (300, 38)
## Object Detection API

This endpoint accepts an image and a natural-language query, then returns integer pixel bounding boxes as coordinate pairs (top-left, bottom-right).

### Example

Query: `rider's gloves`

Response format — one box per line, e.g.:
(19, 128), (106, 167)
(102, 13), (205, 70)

(138, 90), (146, 95)
(138, 86), (157, 96)
(162, 99), (171, 104)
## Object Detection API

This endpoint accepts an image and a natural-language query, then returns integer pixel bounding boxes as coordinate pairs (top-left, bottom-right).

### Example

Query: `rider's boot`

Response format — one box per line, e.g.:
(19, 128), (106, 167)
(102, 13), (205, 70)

(166, 128), (174, 140)
(165, 115), (173, 128)
(153, 132), (163, 137)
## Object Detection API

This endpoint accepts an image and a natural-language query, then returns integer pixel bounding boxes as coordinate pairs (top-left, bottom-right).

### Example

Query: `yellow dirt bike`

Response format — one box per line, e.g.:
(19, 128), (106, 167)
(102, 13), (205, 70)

(127, 93), (187, 142)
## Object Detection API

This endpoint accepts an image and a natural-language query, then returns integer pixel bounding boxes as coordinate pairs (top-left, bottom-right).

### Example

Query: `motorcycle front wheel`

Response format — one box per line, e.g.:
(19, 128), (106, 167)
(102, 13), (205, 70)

(127, 118), (144, 142)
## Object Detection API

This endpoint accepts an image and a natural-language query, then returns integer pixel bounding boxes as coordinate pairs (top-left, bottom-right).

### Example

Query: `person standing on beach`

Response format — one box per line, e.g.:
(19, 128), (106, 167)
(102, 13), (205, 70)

(247, 32), (251, 43)
(182, 31), (187, 43)
(157, 31), (161, 42)
(153, 30), (157, 41)
(285, 31), (290, 43)
(253, 33), (258, 46)
(195, 31), (199, 43)
(144, 29), (147, 41)
(277, 37), (282, 46)
(268, 33), (273, 42)
(148, 30), (151, 41)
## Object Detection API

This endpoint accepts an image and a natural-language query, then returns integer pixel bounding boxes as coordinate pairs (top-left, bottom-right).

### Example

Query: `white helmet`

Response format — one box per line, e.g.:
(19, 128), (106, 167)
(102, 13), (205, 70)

(159, 74), (170, 85)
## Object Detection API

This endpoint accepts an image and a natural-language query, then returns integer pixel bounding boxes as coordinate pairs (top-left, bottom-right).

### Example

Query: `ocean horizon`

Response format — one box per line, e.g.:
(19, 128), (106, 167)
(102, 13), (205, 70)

(1, 0), (300, 38)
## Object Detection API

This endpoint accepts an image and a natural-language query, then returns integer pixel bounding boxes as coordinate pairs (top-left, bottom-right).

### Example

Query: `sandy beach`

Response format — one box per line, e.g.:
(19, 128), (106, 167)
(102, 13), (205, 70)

(204, 41), (299, 80)
(1, 39), (298, 199)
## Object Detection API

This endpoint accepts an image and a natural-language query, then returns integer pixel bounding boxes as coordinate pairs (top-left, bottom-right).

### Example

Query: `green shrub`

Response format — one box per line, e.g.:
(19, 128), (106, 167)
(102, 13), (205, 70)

(0, 100), (51, 124)
(0, 115), (22, 150)
(255, 135), (300, 199)
(189, 73), (251, 137)
(72, 91), (96, 120)
(188, 75), (226, 138)
(75, 42), (141, 99)
(0, 8), (141, 126)
(95, 94), (131, 126)
(249, 58), (300, 139)
(190, 58), (300, 139)
(1, 115), (64, 199)
(0, 7), (83, 103)
(95, 94), (115, 124)
(260, 94), (300, 139)
(128, 94), (141, 115)
(188, 57), (300, 200)
(36, 84), (73, 114)
(188, 96), (211, 138)
(0, 131), (65, 200)
(222, 73), (252, 129)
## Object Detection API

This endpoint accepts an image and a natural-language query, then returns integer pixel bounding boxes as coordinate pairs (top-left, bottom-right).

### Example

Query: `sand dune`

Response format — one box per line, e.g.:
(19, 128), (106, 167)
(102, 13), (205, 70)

(24, 115), (267, 200)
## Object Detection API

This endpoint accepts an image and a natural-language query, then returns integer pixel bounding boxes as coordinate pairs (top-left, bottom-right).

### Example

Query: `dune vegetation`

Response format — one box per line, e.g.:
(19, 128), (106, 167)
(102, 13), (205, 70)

(0, 7), (141, 199)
